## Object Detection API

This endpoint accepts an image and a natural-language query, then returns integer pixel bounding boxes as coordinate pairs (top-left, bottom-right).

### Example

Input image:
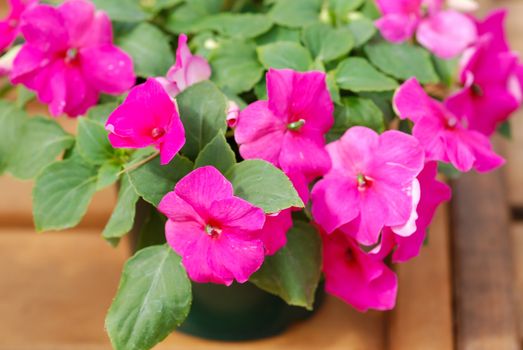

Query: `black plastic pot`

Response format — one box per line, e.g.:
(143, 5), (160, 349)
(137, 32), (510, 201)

(130, 199), (324, 341)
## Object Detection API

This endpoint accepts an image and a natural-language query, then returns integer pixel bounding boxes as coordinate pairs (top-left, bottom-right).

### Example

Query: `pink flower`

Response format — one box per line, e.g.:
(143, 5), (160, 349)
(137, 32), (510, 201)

(10, 0), (135, 117)
(373, 162), (451, 263)
(311, 126), (425, 246)
(445, 10), (521, 136)
(158, 166), (266, 285)
(155, 34), (211, 98)
(257, 209), (292, 256)
(0, 0), (37, 53)
(105, 78), (185, 165)
(394, 78), (505, 173)
(375, 0), (477, 58)
(226, 101), (240, 128)
(235, 68), (334, 187)
(322, 230), (398, 312)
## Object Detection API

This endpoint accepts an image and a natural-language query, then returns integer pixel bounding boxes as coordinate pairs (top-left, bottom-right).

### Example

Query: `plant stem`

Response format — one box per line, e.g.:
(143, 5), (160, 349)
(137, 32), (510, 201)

(225, 129), (235, 138)
(118, 151), (160, 176)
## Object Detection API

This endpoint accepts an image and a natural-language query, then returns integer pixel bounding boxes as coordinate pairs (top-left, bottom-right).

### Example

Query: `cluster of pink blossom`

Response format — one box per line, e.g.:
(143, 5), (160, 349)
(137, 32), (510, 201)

(2, 0), (521, 312)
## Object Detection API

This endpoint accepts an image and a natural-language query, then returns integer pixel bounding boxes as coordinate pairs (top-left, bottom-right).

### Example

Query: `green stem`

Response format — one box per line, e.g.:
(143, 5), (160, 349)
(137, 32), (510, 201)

(118, 151), (160, 176)
(0, 83), (14, 99)
(225, 129), (235, 138)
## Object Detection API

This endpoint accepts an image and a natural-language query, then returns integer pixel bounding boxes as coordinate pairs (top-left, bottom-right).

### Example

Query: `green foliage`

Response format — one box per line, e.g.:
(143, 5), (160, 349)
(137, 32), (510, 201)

(196, 13), (273, 39)
(77, 118), (116, 165)
(364, 42), (439, 83)
(257, 42), (313, 71)
(194, 133), (236, 174)
(250, 221), (322, 309)
(269, 0), (322, 28)
(302, 23), (354, 62)
(335, 57), (398, 92)
(106, 245), (192, 350)
(346, 13), (376, 47)
(226, 160), (304, 213)
(0, 101), (28, 174)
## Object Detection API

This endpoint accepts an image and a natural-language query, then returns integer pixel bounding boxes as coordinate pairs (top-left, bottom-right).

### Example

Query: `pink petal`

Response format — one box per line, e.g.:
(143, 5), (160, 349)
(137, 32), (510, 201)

(58, 0), (95, 47)
(453, 129), (505, 173)
(393, 77), (445, 123)
(174, 166), (234, 216)
(185, 55), (212, 86)
(210, 197), (265, 232)
(257, 210), (292, 255)
(158, 192), (202, 224)
(375, 0), (422, 14)
(331, 126), (379, 173)
(411, 112), (448, 162)
(476, 9), (509, 53)
(266, 68), (294, 119)
(80, 44), (135, 94)
(375, 14), (418, 43)
(125, 78), (175, 127)
(417, 10), (477, 59)
(0, 23), (18, 53)
(106, 102), (157, 147)
(279, 131), (331, 179)
(19, 4), (68, 54)
(158, 114), (185, 165)
(155, 76), (181, 98)
(391, 179), (421, 237)
(10, 44), (46, 83)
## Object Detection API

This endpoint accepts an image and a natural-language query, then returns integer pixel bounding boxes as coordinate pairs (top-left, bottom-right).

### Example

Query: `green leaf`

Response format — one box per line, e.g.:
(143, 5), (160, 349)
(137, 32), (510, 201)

(432, 55), (458, 87)
(16, 85), (35, 108)
(117, 22), (173, 77)
(7, 117), (74, 180)
(106, 244), (192, 350)
(0, 101), (27, 174)
(136, 206), (168, 251)
(255, 26), (301, 46)
(335, 57), (398, 92)
(91, 0), (149, 22)
(140, 0), (183, 12)
(269, 0), (322, 28)
(128, 155), (193, 206)
(257, 42), (313, 71)
(226, 159), (303, 213)
(498, 120), (512, 139)
(364, 42), (439, 84)
(87, 102), (118, 124)
(165, 0), (224, 34)
(77, 118), (115, 165)
(329, 0), (364, 20)
(347, 13), (376, 47)
(177, 81), (228, 159)
(327, 96), (385, 142)
(96, 161), (122, 191)
(210, 40), (264, 94)
(196, 13), (273, 39)
(302, 23), (354, 62)
(194, 133), (236, 173)
(250, 221), (322, 309)
(102, 173), (139, 246)
(33, 157), (98, 231)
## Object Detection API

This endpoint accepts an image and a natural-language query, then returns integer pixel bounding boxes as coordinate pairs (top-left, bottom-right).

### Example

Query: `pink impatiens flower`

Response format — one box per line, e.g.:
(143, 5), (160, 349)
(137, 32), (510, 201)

(373, 162), (451, 263)
(445, 10), (522, 136)
(311, 126), (425, 246)
(322, 230), (398, 312)
(0, 0), (37, 53)
(155, 34), (211, 98)
(158, 166), (266, 285)
(375, 0), (477, 58)
(257, 209), (292, 256)
(394, 78), (504, 173)
(10, 0), (135, 117)
(235, 68), (334, 191)
(105, 78), (185, 165)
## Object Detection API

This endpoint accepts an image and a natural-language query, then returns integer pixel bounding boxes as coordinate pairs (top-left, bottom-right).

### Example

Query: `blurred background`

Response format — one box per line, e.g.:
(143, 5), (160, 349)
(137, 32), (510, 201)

(1, 0), (522, 349)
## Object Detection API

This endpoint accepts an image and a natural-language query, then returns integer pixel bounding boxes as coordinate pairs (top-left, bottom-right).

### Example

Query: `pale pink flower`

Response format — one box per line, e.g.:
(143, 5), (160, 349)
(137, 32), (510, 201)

(322, 230), (398, 312)
(372, 162), (451, 263)
(105, 78), (185, 165)
(235, 68), (334, 193)
(226, 100), (240, 128)
(0, 0), (37, 53)
(394, 78), (504, 173)
(445, 10), (521, 136)
(158, 166), (266, 285)
(375, 0), (477, 58)
(155, 34), (211, 98)
(311, 126), (425, 246)
(10, 0), (135, 117)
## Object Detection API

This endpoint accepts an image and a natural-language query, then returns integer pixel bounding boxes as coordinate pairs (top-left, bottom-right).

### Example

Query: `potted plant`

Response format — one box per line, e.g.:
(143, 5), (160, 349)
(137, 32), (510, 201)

(0, 0), (520, 349)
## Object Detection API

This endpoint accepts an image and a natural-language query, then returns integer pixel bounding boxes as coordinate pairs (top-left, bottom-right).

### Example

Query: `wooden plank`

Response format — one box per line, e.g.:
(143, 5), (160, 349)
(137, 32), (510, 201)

(510, 224), (523, 343)
(0, 230), (129, 350)
(0, 174), (116, 228)
(451, 163), (519, 350)
(388, 204), (453, 350)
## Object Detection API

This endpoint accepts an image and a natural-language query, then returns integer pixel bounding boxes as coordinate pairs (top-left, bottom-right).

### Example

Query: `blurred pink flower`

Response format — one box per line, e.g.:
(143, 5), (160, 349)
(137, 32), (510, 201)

(10, 0), (135, 117)
(235, 68), (334, 197)
(373, 162), (451, 263)
(311, 126), (424, 246)
(445, 10), (522, 136)
(158, 166), (266, 285)
(375, 0), (477, 58)
(0, 0), (38, 53)
(322, 230), (398, 312)
(105, 78), (185, 165)
(394, 78), (504, 172)
(156, 34), (211, 98)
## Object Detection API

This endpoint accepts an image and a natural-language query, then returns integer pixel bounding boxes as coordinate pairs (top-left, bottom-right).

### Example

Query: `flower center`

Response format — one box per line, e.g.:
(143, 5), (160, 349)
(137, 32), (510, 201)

(151, 127), (165, 139)
(345, 248), (356, 263)
(287, 118), (306, 131)
(65, 48), (78, 63)
(445, 116), (458, 130)
(357, 174), (373, 190)
(471, 83), (483, 97)
(205, 224), (222, 239)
